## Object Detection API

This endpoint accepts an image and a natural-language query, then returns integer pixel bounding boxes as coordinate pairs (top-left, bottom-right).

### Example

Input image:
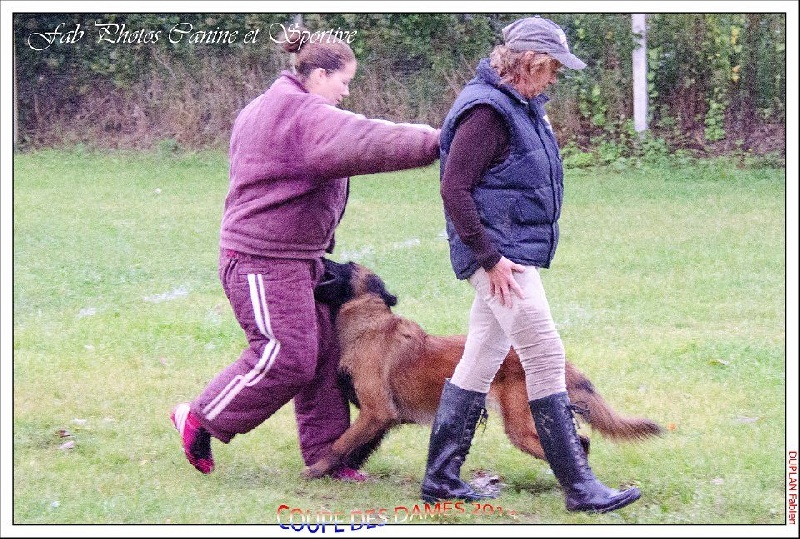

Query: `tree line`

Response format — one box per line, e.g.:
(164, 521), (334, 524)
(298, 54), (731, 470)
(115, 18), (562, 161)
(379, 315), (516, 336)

(13, 12), (786, 156)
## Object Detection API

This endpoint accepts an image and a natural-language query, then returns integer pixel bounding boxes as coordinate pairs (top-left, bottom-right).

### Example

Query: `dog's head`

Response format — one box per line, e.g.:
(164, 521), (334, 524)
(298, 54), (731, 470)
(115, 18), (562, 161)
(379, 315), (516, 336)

(314, 258), (398, 311)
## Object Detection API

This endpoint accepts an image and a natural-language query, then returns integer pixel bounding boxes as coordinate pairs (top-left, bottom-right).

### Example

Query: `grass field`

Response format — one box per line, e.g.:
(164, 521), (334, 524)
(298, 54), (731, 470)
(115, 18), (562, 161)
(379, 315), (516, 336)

(9, 149), (789, 532)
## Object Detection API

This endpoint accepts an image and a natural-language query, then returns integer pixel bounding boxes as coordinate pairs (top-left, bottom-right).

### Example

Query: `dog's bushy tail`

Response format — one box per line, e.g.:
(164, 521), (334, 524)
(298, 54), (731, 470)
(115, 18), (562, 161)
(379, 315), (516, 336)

(566, 362), (663, 441)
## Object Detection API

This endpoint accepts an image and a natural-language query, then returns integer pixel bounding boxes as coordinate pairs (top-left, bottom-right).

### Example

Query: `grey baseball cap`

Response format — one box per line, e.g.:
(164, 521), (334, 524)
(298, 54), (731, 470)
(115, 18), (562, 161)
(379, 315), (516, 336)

(502, 16), (586, 70)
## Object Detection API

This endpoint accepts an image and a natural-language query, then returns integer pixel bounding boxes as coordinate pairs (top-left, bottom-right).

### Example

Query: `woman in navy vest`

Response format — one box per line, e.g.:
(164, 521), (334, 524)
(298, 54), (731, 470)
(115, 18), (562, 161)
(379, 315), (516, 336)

(421, 16), (642, 513)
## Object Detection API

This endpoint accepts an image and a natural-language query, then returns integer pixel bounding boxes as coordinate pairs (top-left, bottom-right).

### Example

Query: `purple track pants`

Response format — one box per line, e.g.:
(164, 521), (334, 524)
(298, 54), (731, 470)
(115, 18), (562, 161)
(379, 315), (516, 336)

(190, 250), (350, 466)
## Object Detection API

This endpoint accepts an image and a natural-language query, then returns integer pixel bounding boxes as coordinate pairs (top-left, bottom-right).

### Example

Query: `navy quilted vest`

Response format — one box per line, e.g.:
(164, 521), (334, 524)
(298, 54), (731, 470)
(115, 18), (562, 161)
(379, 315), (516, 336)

(441, 58), (565, 279)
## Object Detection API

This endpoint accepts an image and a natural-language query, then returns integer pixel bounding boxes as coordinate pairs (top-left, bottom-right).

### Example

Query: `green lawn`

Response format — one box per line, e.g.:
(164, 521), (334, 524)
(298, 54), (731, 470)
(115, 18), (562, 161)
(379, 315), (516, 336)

(11, 149), (788, 530)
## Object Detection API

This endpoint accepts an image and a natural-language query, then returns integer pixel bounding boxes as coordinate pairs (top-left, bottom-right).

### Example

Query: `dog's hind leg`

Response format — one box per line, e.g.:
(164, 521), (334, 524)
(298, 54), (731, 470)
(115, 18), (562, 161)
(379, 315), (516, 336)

(492, 379), (591, 462)
(492, 386), (547, 461)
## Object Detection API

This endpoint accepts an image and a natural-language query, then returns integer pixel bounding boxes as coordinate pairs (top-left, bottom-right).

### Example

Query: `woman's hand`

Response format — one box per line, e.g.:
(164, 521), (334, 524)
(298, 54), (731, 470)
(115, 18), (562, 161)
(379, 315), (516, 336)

(486, 256), (526, 307)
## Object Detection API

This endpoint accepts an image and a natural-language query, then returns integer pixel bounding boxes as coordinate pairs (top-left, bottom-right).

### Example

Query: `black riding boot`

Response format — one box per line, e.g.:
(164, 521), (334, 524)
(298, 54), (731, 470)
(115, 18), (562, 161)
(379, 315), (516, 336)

(530, 392), (641, 513)
(420, 380), (491, 503)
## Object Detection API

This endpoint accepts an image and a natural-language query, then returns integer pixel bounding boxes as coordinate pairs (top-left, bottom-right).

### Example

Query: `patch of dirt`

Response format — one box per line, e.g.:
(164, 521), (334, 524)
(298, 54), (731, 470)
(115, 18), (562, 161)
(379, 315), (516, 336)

(705, 122), (786, 157)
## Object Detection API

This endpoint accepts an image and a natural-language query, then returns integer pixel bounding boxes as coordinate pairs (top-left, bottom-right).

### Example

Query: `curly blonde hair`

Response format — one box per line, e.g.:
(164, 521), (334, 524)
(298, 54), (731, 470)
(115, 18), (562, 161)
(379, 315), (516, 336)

(489, 45), (560, 88)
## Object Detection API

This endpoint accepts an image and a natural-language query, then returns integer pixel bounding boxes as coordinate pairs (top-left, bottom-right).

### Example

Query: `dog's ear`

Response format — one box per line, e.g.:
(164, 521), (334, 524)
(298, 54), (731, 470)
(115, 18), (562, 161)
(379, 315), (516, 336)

(365, 274), (398, 307)
(314, 259), (354, 306)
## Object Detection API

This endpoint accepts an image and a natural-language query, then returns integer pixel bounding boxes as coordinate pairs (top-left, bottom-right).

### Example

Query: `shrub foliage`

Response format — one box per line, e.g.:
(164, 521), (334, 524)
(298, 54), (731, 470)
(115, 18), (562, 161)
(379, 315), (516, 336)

(13, 13), (786, 156)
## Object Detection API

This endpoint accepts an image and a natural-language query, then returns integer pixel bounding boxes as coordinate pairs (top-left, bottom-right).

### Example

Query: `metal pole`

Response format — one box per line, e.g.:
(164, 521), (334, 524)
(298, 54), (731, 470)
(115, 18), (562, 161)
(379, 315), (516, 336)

(632, 14), (648, 136)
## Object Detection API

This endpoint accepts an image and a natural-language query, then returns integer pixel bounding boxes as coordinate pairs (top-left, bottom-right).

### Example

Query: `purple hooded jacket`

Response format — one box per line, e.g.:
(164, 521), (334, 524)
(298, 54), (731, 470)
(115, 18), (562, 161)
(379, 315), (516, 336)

(220, 72), (440, 259)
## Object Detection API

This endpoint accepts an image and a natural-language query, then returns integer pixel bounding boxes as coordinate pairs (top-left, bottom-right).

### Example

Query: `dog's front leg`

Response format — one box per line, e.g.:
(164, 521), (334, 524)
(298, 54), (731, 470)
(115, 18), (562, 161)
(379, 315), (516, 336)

(303, 411), (396, 478)
(303, 450), (343, 479)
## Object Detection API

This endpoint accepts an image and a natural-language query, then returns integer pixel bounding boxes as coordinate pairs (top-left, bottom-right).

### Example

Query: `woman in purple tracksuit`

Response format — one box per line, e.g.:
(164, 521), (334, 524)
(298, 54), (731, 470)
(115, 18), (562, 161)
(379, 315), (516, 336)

(171, 29), (440, 481)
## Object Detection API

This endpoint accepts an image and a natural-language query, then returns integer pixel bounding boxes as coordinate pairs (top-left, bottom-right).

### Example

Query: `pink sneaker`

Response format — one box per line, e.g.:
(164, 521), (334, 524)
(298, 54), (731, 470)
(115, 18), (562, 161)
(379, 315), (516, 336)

(170, 403), (214, 474)
(331, 467), (369, 482)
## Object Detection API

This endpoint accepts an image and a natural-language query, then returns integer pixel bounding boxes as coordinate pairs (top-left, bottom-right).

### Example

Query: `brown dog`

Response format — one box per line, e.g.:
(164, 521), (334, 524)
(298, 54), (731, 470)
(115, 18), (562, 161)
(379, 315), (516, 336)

(305, 260), (662, 478)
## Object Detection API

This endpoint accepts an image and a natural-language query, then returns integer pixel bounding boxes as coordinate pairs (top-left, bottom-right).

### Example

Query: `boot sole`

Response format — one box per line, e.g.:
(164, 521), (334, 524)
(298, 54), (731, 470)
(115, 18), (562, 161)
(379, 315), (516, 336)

(421, 491), (494, 504)
(569, 487), (641, 514)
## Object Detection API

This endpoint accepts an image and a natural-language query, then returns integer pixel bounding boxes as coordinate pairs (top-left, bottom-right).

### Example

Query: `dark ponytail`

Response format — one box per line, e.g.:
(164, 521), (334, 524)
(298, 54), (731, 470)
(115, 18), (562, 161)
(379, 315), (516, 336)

(282, 26), (356, 79)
